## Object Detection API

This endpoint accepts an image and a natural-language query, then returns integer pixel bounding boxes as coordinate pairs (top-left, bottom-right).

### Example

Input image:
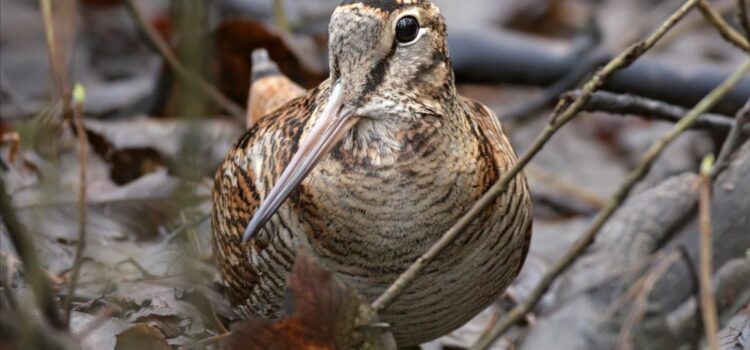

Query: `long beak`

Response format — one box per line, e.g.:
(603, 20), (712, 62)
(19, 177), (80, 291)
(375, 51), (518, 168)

(242, 83), (356, 243)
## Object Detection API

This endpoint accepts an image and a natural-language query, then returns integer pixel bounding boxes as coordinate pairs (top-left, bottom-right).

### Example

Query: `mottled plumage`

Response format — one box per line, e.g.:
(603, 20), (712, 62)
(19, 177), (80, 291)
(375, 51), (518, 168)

(213, 0), (532, 347)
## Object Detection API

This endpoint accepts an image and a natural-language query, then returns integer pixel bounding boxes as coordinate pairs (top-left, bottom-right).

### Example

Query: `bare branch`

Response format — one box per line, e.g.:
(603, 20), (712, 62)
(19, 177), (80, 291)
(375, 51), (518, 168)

(714, 99), (750, 176)
(62, 86), (89, 323)
(567, 90), (736, 131)
(697, 0), (750, 52)
(38, 0), (68, 100)
(615, 252), (681, 350)
(471, 58), (750, 350)
(739, 0), (750, 40)
(371, 0), (704, 315)
(0, 176), (66, 330)
(501, 49), (610, 122)
(698, 155), (720, 350)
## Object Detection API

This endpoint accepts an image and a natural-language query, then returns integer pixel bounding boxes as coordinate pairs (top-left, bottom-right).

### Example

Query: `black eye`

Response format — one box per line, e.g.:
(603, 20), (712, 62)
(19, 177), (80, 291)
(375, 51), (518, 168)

(395, 16), (420, 44)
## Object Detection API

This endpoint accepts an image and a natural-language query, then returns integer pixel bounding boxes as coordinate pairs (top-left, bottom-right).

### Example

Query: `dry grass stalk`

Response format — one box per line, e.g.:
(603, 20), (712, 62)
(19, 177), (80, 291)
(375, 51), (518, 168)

(698, 155), (720, 350)
(62, 84), (90, 322)
(615, 252), (681, 350)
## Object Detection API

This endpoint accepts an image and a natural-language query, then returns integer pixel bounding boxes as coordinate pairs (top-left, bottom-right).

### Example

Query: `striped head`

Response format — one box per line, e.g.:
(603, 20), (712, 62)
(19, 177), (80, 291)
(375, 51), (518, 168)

(329, 0), (454, 119)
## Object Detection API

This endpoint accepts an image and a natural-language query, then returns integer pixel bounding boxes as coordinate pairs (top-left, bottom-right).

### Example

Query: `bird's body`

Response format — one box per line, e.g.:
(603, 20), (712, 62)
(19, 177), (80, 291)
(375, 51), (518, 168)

(213, 0), (532, 346)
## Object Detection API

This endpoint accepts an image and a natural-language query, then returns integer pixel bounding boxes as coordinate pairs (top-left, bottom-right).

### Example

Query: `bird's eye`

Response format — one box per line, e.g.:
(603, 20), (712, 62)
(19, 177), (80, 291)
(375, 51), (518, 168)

(395, 16), (420, 44)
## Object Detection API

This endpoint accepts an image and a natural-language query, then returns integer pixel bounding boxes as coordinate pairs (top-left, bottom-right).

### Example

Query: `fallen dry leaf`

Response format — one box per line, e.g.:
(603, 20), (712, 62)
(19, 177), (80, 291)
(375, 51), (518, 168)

(115, 323), (171, 350)
(221, 251), (396, 350)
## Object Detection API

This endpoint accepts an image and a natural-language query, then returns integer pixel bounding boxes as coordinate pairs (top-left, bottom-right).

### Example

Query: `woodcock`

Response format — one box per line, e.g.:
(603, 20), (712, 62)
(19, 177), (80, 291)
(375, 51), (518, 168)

(212, 0), (533, 347)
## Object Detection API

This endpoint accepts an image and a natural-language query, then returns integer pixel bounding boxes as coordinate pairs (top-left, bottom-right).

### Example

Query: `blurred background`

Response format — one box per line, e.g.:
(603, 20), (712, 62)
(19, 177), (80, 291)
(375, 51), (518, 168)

(0, 0), (748, 349)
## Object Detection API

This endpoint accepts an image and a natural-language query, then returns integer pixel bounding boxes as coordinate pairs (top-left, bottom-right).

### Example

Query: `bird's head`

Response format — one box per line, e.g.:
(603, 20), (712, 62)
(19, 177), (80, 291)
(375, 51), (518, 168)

(328, 0), (453, 118)
(243, 0), (454, 242)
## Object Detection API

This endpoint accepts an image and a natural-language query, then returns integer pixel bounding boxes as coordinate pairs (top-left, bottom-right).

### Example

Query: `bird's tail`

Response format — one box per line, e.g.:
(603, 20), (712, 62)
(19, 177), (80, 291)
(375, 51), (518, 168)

(246, 49), (305, 128)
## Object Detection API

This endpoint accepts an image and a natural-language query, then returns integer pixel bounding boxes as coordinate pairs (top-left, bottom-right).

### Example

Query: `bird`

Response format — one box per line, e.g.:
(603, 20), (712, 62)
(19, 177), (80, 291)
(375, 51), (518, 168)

(212, 0), (533, 347)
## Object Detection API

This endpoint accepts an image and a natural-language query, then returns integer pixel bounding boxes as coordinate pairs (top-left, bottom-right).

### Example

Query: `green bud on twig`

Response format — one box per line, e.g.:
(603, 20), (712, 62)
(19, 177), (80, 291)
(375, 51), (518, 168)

(700, 154), (715, 177)
(73, 83), (86, 105)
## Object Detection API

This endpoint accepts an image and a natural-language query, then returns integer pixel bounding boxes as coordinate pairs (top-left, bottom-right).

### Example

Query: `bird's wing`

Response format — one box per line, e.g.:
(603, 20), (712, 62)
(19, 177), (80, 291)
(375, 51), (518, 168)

(460, 97), (517, 164)
(461, 96), (533, 269)
(213, 90), (319, 317)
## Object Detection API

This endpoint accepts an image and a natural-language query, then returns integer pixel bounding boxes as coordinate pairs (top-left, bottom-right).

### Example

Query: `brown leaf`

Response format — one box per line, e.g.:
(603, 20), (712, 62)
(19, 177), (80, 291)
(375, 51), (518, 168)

(85, 123), (166, 186)
(84, 117), (242, 183)
(213, 20), (325, 106)
(220, 251), (396, 350)
(115, 323), (171, 350)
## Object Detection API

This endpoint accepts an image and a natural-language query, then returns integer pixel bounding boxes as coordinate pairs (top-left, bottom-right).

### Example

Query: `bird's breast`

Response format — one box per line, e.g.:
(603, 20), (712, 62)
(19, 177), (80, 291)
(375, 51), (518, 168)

(293, 122), (489, 280)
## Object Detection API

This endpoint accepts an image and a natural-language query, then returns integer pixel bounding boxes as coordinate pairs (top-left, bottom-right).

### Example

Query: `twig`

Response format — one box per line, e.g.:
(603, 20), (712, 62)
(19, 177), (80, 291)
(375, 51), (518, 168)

(39, 0), (67, 100)
(122, 0), (245, 119)
(502, 49), (610, 122)
(567, 90), (737, 131)
(371, 0), (703, 314)
(739, 0), (750, 40)
(273, 0), (291, 32)
(615, 252), (681, 350)
(115, 258), (155, 278)
(526, 165), (607, 210)
(190, 331), (233, 349)
(677, 245), (703, 350)
(697, 0), (750, 52)
(713, 99), (750, 176)
(0, 175), (66, 329)
(471, 58), (750, 350)
(74, 304), (120, 341)
(698, 155), (720, 350)
(63, 84), (89, 323)
(160, 213), (211, 247)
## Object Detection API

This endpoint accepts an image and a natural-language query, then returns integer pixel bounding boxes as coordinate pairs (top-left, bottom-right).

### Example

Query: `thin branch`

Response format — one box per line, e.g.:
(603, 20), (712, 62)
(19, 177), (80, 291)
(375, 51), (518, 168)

(74, 304), (120, 341)
(713, 98), (750, 176)
(371, 0), (703, 314)
(38, 0), (76, 123)
(697, 0), (750, 52)
(739, 0), (750, 40)
(526, 164), (607, 210)
(191, 331), (233, 349)
(62, 86), (89, 323)
(501, 49), (610, 122)
(471, 58), (750, 350)
(698, 155), (720, 350)
(677, 245), (703, 350)
(38, 0), (67, 100)
(115, 258), (155, 278)
(272, 0), (291, 32)
(160, 213), (211, 247)
(615, 252), (681, 350)
(566, 90), (737, 131)
(0, 176), (66, 330)
(122, 0), (245, 119)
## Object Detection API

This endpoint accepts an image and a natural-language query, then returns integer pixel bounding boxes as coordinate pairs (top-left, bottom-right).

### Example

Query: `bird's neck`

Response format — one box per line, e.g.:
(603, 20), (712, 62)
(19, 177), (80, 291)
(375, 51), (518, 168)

(331, 97), (468, 167)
